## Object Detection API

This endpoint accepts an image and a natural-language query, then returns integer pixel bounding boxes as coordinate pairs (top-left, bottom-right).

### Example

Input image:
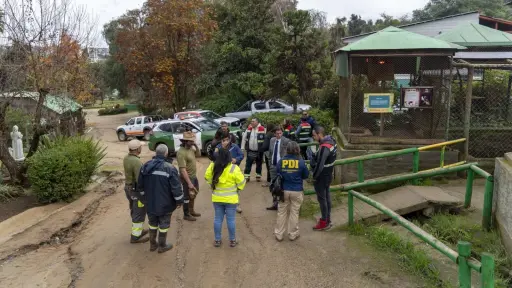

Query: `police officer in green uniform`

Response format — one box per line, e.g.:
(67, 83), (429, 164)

(123, 139), (149, 243)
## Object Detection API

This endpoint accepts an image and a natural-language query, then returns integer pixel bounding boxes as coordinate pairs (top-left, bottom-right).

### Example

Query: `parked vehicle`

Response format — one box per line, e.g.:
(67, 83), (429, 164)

(225, 100), (311, 122)
(148, 117), (241, 155)
(116, 115), (164, 141)
(174, 110), (241, 127)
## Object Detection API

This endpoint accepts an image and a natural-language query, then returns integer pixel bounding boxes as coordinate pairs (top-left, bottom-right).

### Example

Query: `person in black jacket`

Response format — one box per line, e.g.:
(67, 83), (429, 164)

(208, 122), (237, 161)
(261, 123), (276, 187)
(310, 126), (337, 231)
(138, 144), (184, 253)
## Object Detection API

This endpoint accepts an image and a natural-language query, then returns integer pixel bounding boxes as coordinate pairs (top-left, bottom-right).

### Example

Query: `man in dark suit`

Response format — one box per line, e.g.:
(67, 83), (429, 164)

(266, 125), (291, 210)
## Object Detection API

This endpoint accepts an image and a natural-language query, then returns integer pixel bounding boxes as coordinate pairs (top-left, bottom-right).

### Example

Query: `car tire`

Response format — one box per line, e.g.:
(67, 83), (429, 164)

(143, 129), (151, 141)
(117, 130), (127, 141)
(204, 141), (212, 156)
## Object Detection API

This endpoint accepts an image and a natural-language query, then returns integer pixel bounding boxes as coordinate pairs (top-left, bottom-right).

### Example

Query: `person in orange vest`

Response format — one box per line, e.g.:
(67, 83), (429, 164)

(282, 119), (294, 140)
(295, 113), (315, 159)
(241, 118), (266, 182)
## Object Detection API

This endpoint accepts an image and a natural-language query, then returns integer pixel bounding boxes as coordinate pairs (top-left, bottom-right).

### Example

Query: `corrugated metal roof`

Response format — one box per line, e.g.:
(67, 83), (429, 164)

(336, 26), (466, 52)
(0, 91), (82, 114)
(436, 23), (512, 47)
(341, 11), (480, 41)
(454, 51), (512, 59)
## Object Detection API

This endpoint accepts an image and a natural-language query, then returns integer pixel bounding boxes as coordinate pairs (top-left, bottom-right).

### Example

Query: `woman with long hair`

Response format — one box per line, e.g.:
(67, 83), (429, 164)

(205, 148), (246, 247)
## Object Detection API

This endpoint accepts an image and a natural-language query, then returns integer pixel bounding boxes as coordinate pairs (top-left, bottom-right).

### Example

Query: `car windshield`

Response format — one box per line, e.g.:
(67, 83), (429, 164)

(200, 111), (221, 119)
(191, 118), (220, 131)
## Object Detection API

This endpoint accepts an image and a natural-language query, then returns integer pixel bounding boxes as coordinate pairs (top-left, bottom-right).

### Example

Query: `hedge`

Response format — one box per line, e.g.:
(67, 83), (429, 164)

(254, 108), (335, 132)
(98, 106), (128, 116)
(27, 136), (106, 203)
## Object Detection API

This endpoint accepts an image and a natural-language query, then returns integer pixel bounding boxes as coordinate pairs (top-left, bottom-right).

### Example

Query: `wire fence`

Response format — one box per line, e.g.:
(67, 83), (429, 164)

(447, 68), (512, 159)
(346, 55), (512, 159)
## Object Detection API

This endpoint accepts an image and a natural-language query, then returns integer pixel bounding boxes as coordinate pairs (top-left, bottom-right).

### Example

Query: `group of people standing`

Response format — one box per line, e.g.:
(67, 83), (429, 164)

(122, 111), (337, 252)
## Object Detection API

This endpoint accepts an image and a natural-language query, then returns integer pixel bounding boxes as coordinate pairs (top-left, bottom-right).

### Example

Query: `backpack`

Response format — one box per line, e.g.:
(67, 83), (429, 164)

(269, 174), (284, 202)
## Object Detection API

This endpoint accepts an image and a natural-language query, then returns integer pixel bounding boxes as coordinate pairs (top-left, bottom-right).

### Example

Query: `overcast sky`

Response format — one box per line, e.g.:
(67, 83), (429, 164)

(76, 0), (430, 47)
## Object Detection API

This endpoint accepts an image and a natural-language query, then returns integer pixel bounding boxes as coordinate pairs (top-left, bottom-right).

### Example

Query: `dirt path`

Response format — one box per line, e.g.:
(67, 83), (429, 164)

(0, 110), (420, 288)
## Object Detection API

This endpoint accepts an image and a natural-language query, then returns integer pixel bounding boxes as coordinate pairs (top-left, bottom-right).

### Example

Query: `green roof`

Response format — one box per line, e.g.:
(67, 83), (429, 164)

(0, 91), (82, 114)
(435, 23), (512, 47)
(337, 26), (466, 52)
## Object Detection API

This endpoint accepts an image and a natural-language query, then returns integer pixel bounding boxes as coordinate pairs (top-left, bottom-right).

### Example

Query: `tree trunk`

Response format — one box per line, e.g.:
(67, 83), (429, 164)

(26, 89), (48, 158)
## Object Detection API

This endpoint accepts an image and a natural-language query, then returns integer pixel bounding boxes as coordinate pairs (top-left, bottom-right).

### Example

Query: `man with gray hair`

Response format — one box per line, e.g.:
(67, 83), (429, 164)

(123, 139), (148, 244)
(138, 144), (184, 253)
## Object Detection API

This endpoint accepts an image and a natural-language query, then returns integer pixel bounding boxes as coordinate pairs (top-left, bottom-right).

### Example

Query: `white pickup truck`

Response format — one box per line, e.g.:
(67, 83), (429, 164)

(116, 115), (164, 141)
(225, 100), (311, 122)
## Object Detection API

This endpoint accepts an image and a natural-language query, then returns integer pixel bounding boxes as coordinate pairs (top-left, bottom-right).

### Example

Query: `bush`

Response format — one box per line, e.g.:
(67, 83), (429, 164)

(98, 106), (128, 116)
(254, 108), (335, 132)
(27, 136), (106, 203)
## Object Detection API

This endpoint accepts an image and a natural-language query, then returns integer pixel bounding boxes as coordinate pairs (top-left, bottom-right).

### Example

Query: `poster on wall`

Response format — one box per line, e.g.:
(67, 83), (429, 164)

(401, 87), (434, 108)
(363, 93), (394, 113)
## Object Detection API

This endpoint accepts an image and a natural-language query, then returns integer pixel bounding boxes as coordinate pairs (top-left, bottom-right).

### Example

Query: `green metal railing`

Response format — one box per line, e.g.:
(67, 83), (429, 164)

(299, 138), (496, 286)
(348, 189), (495, 288)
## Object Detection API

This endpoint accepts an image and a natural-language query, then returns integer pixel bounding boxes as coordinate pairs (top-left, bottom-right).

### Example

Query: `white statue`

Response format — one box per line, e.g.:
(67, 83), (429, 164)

(10, 125), (25, 161)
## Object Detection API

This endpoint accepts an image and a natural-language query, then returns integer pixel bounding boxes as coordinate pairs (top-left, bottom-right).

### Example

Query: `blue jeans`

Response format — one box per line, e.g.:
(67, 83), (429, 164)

(213, 202), (237, 241)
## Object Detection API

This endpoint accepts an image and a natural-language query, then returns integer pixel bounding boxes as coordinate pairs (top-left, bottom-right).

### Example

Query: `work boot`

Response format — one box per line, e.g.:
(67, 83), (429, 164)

(189, 198), (201, 217)
(236, 204), (242, 213)
(183, 203), (197, 221)
(149, 229), (158, 252)
(312, 219), (330, 231)
(256, 175), (262, 182)
(157, 232), (173, 253)
(130, 233), (149, 244)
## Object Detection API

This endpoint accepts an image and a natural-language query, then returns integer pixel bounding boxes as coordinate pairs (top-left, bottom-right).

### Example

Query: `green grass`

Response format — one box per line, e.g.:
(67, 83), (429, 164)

(349, 223), (451, 288)
(417, 213), (511, 287)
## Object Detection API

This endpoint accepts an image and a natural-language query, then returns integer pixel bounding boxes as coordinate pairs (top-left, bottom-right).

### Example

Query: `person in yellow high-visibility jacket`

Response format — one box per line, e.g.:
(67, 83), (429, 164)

(205, 148), (246, 248)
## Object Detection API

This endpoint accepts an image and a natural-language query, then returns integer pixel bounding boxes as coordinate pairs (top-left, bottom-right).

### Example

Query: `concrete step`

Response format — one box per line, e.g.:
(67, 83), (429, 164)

(329, 185), (463, 227)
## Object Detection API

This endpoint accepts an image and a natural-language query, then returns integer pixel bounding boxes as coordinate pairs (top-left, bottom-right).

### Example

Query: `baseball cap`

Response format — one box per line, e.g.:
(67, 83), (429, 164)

(128, 139), (144, 150)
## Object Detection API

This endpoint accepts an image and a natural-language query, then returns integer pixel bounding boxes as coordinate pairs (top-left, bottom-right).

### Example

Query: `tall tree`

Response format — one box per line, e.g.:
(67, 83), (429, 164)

(329, 17), (347, 53)
(102, 19), (129, 98)
(0, 0), (95, 184)
(412, 0), (511, 21)
(113, 0), (216, 111)
(197, 0), (277, 100)
(269, 10), (331, 108)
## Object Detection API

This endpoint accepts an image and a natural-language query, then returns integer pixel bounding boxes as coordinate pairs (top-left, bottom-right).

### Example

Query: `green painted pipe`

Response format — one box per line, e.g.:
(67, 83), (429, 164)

(335, 147), (419, 166)
(349, 190), (459, 263)
(481, 253), (495, 288)
(464, 169), (474, 209)
(470, 165), (492, 179)
(412, 151), (420, 185)
(357, 161), (364, 183)
(303, 163), (477, 195)
(482, 177), (494, 231)
(458, 241), (472, 288)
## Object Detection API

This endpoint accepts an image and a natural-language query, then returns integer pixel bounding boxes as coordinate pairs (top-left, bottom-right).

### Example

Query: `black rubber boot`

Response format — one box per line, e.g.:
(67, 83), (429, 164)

(158, 232), (173, 253)
(149, 230), (158, 252)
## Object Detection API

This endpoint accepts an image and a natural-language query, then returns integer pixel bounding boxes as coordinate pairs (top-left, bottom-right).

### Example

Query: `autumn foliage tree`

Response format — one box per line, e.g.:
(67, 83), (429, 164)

(0, 0), (95, 184)
(113, 0), (216, 112)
